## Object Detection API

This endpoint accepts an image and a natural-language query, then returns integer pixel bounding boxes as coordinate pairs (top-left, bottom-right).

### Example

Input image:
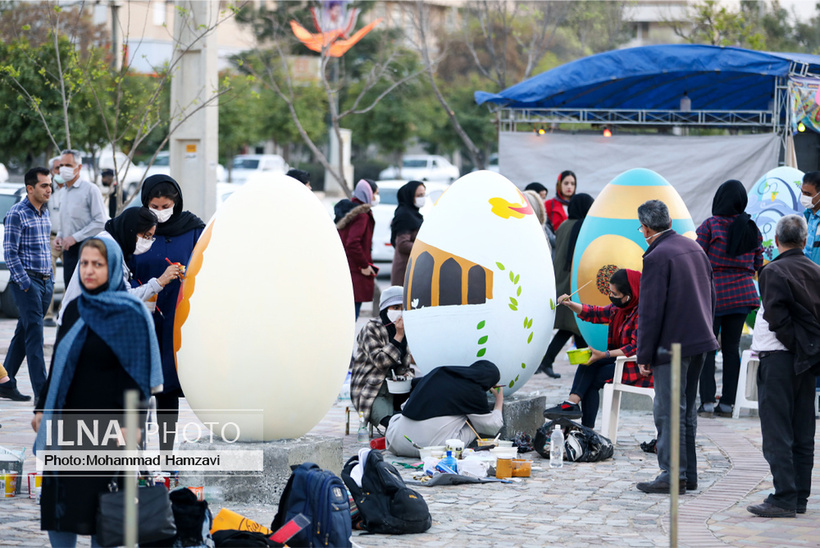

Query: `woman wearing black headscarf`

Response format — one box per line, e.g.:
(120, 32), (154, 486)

(385, 361), (504, 458)
(390, 181), (425, 285)
(696, 180), (763, 416)
(537, 193), (595, 378)
(57, 207), (180, 324)
(132, 175), (205, 449)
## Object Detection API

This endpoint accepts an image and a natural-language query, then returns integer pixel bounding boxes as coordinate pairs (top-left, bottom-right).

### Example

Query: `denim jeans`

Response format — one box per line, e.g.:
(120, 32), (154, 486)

(757, 351), (816, 510)
(652, 353), (705, 484)
(3, 276), (52, 399)
(47, 530), (102, 547)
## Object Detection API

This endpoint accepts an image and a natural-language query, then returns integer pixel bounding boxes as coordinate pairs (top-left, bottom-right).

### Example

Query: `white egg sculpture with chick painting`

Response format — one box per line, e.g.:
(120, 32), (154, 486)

(403, 171), (555, 394)
(173, 176), (355, 441)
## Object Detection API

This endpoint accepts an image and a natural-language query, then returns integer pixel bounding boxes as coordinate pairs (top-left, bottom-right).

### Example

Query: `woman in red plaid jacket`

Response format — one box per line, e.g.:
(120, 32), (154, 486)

(544, 269), (651, 428)
(696, 180), (763, 416)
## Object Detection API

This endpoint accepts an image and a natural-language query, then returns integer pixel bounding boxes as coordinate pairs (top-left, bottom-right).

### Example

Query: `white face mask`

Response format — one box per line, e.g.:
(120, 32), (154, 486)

(414, 197), (425, 209)
(800, 192), (817, 209)
(371, 196), (380, 206)
(59, 166), (76, 181)
(645, 227), (672, 245)
(133, 237), (154, 256)
(386, 309), (402, 323)
(152, 207), (174, 223)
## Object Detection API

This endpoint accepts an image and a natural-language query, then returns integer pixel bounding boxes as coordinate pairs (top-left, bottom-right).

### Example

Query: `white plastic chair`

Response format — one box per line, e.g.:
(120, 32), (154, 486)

(600, 356), (655, 444)
(732, 350), (759, 419)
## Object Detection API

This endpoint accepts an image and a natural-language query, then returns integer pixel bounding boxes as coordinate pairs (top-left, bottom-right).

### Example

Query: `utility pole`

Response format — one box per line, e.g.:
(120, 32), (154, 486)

(110, 1), (123, 71)
(170, 0), (218, 221)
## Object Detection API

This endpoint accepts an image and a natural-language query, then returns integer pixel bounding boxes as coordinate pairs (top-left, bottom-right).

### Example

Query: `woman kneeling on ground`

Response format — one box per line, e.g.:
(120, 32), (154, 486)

(351, 286), (413, 430)
(386, 360), (503, 458)
(544, 269), (652, 429)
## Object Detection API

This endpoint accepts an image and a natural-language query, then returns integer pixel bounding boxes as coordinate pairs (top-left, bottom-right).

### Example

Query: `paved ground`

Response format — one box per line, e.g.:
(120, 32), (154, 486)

(0, 310), (819, 547)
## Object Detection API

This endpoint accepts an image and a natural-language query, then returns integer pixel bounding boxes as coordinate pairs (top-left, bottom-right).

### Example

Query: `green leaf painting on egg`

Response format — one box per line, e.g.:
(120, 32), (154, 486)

(477, 320), (485, 330)
(496, 262), (505, 270)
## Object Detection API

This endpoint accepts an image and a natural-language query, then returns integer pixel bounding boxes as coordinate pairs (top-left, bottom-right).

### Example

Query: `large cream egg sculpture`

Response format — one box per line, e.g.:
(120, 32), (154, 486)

(402, 171), (555, 394)
(571, 168), (696, 351)
(174, 176), (354, 441)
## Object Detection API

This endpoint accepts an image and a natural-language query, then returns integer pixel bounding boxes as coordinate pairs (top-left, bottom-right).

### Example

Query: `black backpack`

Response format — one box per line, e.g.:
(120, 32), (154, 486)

(270, 463), (352, 548)
(341, 450), (432, 535)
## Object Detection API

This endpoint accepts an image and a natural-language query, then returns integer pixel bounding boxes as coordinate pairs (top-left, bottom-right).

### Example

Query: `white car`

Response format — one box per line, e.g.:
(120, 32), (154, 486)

(0, 183), (65, 317)
(230, 154), (289, 185)
(378, 155), (460, 183)
(370, 180), (449, 263)
(0, 163), (8, 184)
(138, 152), (228, 194)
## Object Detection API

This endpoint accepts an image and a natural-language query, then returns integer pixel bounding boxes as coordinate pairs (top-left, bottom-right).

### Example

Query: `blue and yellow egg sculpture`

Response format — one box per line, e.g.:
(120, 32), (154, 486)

(746, 166), (805, 262)
(403, 171), (556, 394)
(571, 168), (696, 351)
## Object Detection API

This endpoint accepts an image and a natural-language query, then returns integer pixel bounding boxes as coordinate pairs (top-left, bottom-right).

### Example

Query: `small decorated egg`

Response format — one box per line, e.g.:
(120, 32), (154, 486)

(746, 166), (805, 262)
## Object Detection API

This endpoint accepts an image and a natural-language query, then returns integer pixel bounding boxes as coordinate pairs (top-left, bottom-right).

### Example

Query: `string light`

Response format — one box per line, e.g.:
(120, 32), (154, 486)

(603, 127), (612, 138)
(797, 122), (806, 133)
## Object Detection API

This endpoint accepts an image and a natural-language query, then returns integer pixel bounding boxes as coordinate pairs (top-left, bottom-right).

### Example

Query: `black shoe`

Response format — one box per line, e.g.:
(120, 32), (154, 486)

(747, 501), (795, 518)
(797, 502), (807, 514)
(43, 318), (57, 327)
(697, 402), (715, 415)
(714, 403), (733, 417)
(544, 401), (581, 420)
(544, 366), (561, 379)
(0, 383), (32, 402)
(687, 481), (697, 491)
(636, 478), (686, 494)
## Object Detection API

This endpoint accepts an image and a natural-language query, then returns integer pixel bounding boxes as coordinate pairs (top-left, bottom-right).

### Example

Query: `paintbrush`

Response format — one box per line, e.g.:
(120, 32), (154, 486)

(553, 280), (592, 308)
(404, 435), (422, 450)
(465, 420), (482, 441)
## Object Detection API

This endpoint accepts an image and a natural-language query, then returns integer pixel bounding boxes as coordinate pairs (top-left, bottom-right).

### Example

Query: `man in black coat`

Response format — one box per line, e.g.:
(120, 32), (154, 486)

(747, 214), (820, 518)
(635, 200), (719, 495)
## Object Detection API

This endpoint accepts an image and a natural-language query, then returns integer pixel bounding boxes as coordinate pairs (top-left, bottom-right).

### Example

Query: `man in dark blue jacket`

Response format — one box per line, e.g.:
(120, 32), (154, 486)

(635, 200), (718, 495)
(747, 215), (820, 518)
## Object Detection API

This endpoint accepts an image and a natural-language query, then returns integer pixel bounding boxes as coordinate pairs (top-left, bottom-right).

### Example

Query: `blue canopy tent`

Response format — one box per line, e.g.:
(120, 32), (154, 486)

(472, 44), (820, 224)
(476, 44), (820, 122)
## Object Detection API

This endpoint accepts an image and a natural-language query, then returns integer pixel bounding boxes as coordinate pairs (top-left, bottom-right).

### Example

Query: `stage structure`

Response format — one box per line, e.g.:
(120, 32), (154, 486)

(476, 45), (820, 224)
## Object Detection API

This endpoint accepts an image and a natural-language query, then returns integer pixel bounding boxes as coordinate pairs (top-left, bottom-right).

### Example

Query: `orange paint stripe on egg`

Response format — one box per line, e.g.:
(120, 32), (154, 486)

(173, 221), (215, 364)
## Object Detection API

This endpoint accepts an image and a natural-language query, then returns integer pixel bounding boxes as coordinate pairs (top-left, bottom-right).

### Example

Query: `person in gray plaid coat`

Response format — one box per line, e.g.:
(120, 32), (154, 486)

(351, 286), (413, 427)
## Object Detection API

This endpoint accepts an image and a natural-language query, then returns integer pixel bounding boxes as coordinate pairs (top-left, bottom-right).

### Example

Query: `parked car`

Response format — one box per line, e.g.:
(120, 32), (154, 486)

(139, 151), (228, 194)
(370, 180), (449, 263)
(230, 154), (289, 185)
(378, 155), (460, 183)
(0, 183), (65, 317)
(0, 163), (8, 184)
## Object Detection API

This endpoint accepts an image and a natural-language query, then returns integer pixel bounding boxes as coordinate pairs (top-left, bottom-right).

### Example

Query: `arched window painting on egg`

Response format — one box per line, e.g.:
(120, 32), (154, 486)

(403, 188), (543, 388)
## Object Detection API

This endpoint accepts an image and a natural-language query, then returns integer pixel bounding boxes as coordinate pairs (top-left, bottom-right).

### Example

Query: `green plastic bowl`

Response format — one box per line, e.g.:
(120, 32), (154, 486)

(567, 348), (592, 365)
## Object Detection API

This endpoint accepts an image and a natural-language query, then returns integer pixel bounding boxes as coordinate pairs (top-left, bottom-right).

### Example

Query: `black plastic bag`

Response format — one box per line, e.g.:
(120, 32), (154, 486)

(533, 417), (613, 462)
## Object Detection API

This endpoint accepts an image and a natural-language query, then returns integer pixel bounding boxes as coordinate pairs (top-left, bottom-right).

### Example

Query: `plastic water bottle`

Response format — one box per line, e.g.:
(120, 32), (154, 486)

(437, 450), (459, 475)
(549, 425), (564, 469)
(357, 412), (369, 443)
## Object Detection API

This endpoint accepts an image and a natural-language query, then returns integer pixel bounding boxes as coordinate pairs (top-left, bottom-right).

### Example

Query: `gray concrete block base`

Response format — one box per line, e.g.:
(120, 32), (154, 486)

(498, 393), (547, 439)
(179, 435), (343, 505)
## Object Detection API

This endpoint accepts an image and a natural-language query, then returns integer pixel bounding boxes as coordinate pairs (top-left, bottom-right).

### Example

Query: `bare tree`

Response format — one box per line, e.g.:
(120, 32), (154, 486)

(459, 0), (572, 90)
(238, 6), (423, 197)
(407, 0), (484, 170)
(2, 1), (240, 214)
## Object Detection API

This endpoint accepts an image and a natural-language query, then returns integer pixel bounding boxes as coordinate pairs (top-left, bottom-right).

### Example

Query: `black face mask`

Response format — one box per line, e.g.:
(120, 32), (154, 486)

(609, 295), (630, 308)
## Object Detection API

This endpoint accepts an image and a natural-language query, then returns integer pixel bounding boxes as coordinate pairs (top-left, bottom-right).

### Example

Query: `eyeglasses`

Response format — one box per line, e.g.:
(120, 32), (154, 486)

(138, 235), (156, 243)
